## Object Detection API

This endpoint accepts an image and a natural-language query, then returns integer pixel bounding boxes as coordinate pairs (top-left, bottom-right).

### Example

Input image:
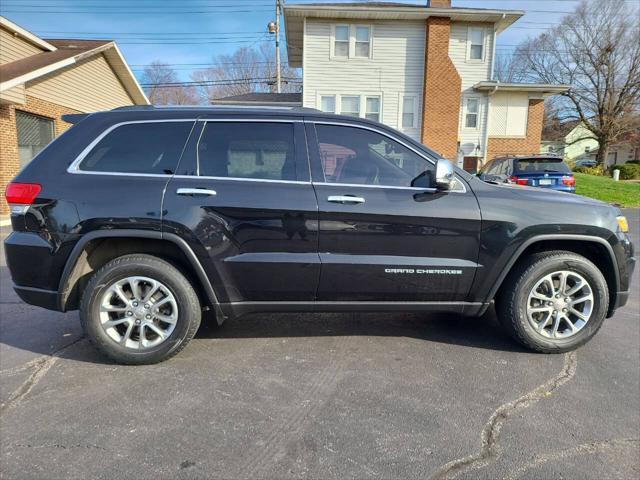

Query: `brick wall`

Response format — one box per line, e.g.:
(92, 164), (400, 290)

(486, 99), (544, 161)
(421, 17), (461, 160)
(0, 95), (79, 215)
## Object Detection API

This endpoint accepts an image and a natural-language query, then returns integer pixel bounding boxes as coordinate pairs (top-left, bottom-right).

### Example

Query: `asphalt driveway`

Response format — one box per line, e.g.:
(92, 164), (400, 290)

(1, 210), (638, 479)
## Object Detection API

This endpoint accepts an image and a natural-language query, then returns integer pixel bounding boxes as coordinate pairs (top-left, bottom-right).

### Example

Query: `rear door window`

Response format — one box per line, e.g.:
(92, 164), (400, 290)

(197, 122), (296, 181)
(79, 121), (194, 174)
(515, 158), (570, 174)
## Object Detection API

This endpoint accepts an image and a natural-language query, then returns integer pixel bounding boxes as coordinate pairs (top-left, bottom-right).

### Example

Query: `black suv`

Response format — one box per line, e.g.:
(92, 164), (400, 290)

(3, 107), (635, 364)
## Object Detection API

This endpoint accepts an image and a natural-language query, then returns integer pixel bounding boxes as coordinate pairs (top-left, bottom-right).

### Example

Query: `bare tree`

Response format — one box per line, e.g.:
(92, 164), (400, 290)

(191, 42), (301, 103)
(141, 61), (198, 105)
(510, 0), (640, 164)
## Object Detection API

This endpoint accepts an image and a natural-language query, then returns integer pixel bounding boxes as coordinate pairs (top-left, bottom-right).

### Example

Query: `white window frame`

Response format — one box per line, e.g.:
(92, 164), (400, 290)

(364, 95), (381, 122)
(463, 97), (481, 131)
(318, 93), (383, 120)
(340, 95), (361, 117)
(331, 24), (350, 59)
(319, 94), (336, 114)
(330, 24), (373, 60)
(466, 27), (486, 63)
(399, 95), (419, 129)
(353, 24), (373, 59)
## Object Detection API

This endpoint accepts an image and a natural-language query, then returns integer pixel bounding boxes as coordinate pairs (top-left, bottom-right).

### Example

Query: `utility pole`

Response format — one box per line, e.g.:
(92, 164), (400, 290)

(275, 0), (282, 93)
(268, 0), (282, 93)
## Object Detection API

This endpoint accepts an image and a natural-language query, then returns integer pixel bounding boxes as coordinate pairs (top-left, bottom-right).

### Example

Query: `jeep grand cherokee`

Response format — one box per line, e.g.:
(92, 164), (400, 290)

(3, 106), (635, 364)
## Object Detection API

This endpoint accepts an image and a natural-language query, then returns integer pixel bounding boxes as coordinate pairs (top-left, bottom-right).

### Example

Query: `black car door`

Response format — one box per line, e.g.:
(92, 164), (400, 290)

(163, 118), (319, 304)
(307, 121), (481, 303)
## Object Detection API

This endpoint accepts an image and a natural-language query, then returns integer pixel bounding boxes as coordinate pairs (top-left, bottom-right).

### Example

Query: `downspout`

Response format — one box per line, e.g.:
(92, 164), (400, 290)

(482, 15), (503, 164)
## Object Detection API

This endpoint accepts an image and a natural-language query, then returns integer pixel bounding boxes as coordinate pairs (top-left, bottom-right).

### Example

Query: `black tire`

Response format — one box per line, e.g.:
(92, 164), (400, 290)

(496, 250), (609, 353)
(80, 254), (201, 364)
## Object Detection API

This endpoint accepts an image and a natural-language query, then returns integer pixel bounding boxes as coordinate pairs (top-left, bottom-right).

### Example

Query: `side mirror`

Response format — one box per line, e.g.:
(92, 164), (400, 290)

(435, 158), (455, 190)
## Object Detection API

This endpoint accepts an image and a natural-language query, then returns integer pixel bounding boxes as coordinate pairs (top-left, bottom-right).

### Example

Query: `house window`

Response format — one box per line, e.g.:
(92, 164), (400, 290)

(320, 95), (336, 113)
(334, 25), (349, 57)
(365, 96), (380, 122)
(465, 98), (479, 129)
(401, 96), (416, 128)
(468, 27), (485, 61)
(341, 96), (360, 117)
(16, 111), (54, 167)
(355, 26), (371, 58)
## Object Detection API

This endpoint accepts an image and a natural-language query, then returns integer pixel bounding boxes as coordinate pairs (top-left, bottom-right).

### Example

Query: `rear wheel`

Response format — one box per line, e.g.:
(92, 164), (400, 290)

(80, 254), (201, 364)
(496, 250), (608, 353)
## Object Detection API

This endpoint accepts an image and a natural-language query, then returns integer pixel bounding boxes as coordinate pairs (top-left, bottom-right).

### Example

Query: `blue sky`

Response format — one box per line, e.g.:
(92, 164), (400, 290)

(0, 0), (585, 82)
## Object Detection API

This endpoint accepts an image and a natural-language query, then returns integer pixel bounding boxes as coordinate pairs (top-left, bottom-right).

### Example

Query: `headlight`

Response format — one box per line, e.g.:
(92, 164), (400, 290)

(617, 216), (629, 233)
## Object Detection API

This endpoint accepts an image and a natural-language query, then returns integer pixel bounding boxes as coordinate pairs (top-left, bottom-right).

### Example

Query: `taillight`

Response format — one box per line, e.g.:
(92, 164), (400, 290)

(562, 176), (575, 186)
(5, 183), (41, 205)
(509, 176), (529, 186)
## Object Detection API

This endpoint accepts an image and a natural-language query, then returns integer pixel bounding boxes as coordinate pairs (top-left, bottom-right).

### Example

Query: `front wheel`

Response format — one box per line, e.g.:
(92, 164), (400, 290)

(496, 250), (609, 353)
(80, 254), (201, 364)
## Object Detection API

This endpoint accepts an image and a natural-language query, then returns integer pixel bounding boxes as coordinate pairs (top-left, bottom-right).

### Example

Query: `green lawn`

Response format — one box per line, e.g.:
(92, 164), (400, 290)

(574, 173), (640, 207)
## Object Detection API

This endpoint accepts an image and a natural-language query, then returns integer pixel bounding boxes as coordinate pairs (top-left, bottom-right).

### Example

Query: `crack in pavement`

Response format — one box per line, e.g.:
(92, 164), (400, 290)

(430, 351), (578, 480)
(506, 438), (640, 480)
(0, 339), (84, 416)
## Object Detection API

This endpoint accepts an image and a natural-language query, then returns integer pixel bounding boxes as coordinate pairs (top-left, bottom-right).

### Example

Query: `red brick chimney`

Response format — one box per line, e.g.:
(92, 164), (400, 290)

(428, 0), (452, 7)
(420, 15), (461, 159)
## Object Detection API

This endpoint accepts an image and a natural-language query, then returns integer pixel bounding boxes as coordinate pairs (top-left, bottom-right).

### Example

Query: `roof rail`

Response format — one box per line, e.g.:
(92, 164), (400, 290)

(111, 105), (157, 111)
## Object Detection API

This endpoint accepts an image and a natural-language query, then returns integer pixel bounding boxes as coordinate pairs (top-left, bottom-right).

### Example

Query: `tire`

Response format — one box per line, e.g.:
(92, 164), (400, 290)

(80, 254), (201, 364)
(496, 250), (609, 353)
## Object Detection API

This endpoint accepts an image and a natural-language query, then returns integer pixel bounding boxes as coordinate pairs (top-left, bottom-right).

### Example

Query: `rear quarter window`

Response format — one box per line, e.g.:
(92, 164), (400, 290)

(78, 121), (194, 174)
(515, 158), (570, 174)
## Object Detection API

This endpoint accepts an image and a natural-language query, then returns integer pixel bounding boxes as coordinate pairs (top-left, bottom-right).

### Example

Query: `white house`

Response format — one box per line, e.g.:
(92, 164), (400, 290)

(284, 0), (569, 171)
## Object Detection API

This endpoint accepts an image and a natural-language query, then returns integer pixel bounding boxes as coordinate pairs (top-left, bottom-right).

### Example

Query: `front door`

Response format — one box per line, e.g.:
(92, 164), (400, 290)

(308, 122), (481, 302)
(163, 119), (319, 304)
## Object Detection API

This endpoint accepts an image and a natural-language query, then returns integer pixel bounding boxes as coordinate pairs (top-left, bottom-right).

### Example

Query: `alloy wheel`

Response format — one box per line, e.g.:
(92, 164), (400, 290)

(99, 276), (178, 349)
(526, 270), (594, 339)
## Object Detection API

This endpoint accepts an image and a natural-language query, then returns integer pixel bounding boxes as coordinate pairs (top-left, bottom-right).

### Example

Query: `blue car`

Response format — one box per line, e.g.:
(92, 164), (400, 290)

(478, 155), (576, 193)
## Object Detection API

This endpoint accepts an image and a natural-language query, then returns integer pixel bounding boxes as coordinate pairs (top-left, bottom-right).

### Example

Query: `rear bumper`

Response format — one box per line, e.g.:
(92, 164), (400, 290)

(13, 285), (62, 311)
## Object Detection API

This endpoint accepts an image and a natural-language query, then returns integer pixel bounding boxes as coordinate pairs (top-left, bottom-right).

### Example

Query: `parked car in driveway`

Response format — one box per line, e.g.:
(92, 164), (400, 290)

(479, 155), (576, 193)
(3, 107), (635, 364)
(574, 158), (597, 168)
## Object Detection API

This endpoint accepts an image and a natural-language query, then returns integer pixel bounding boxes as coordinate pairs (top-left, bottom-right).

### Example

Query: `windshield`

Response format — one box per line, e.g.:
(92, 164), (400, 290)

(515, 158), (570, 174)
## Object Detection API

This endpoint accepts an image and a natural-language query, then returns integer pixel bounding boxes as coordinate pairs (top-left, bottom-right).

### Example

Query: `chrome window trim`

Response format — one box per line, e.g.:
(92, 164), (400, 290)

(310, 120), (467, 193)
(173, 175), (309, 185)
(314, 182), (434, 192)
(67, 119), (198, 175)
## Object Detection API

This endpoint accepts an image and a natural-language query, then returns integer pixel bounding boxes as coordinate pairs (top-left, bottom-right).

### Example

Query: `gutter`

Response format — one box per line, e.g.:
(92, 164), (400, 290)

(483, 16), (503, 164)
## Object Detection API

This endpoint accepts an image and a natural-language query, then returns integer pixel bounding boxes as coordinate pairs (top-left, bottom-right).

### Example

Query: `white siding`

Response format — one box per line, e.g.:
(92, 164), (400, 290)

(303, 19), (425, 140)
(26, 54), (134, 111)
(449, 22), (493, 156)
(0, 26), (43, 65)
(488, 92), (529, 137)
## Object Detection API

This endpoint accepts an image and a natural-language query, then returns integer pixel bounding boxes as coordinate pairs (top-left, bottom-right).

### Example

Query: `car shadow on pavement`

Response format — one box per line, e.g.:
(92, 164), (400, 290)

(195, 309), (529, 354)
(0, 309), (527, 367)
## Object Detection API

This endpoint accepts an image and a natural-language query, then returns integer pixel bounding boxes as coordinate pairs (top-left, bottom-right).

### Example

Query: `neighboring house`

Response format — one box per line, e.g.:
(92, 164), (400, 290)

(538, 122), (640, 167)
(608, 132), (640, 166)
(211, 92), (302, 107)
(283, 0), (569, 171)
(0, 16), (148, 216)
(563, 124), (599, 164)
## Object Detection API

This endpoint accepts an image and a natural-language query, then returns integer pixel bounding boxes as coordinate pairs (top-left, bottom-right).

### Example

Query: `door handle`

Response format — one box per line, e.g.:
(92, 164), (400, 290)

(327, 195), (365, 204)
(176, 188), (217, 196)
